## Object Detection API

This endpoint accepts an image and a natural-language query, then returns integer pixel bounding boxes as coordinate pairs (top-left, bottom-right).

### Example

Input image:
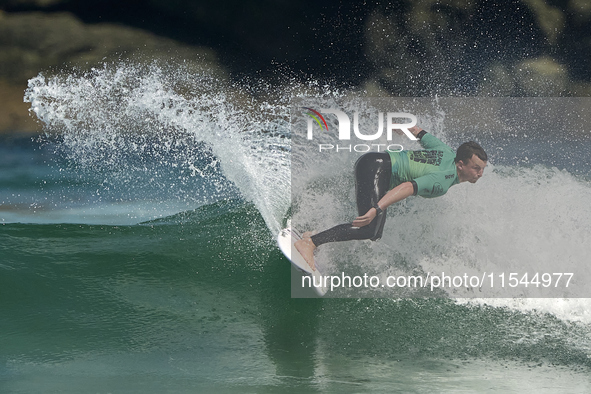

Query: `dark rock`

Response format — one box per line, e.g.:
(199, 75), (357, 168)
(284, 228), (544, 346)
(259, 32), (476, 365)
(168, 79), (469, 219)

(1, 0), (591, 133)
(0, 10), (227, 132)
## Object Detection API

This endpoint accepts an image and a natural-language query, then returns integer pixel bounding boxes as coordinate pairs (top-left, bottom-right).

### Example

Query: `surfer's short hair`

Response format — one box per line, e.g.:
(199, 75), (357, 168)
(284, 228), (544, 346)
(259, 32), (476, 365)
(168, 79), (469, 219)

(455, 141), (487, 164)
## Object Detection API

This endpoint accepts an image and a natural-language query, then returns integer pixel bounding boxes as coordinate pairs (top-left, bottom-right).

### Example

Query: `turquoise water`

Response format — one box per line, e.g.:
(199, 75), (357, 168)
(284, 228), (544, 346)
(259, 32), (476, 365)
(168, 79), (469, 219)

(2, 195), (591, 392)
(2, 65), (591, 392)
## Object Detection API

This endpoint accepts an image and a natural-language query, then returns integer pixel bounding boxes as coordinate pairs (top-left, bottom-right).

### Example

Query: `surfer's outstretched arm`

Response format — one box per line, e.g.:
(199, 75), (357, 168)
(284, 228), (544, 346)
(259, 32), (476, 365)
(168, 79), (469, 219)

(352, 182), (415, 227)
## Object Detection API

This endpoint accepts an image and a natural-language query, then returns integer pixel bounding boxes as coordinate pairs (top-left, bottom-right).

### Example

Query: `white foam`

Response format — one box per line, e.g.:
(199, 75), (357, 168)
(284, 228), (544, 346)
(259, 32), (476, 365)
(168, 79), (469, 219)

(25, 62), (292, 233)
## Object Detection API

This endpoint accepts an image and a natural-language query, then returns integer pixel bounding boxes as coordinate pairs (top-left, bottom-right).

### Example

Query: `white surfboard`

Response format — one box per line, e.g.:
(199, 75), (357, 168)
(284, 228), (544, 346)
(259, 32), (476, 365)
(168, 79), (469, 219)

(277, 226), (328, 296)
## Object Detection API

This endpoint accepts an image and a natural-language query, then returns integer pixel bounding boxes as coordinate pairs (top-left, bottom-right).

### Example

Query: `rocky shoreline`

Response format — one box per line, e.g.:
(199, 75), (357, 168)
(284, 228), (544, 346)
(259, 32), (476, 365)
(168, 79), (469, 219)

(0, 9), (226, 133)
(1, 0), (590, 133)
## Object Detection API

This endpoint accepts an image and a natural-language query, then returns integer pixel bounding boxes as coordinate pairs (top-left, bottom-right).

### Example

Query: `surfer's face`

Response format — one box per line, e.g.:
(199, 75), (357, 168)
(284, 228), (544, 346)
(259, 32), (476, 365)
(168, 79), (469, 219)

(457, 154), (486, 183)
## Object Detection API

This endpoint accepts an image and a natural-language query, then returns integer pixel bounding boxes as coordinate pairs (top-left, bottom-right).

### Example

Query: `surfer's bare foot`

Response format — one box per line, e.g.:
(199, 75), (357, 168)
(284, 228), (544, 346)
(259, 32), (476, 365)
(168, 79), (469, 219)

(294, 237), (317, 271)
(302, 230), (317, 239)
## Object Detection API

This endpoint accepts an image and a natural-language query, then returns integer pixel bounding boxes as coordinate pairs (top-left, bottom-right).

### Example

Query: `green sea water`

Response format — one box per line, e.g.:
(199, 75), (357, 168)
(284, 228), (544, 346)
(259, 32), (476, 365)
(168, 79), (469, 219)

(2, 196), (591, 392)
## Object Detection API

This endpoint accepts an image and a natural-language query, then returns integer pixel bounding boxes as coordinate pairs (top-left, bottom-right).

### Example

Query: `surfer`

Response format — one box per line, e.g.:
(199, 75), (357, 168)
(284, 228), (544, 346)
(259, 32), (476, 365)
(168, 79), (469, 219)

(295, 125), (488, 270)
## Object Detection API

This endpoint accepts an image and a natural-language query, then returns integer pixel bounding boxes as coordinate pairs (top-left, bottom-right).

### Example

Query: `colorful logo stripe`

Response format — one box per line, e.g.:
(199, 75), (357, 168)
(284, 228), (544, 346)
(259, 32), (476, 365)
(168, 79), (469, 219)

(303, 107), (328, 131)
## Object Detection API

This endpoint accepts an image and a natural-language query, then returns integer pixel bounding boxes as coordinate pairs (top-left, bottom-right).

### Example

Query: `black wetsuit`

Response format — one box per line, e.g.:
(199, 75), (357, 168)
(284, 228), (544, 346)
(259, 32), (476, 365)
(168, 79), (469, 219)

(309, 131), (460, 247)
(310, 152), (391, 247)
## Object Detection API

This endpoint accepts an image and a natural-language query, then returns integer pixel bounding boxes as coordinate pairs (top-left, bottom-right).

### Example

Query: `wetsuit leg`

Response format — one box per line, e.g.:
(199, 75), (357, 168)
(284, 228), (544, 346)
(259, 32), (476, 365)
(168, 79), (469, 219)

(310, 152), (391, 247)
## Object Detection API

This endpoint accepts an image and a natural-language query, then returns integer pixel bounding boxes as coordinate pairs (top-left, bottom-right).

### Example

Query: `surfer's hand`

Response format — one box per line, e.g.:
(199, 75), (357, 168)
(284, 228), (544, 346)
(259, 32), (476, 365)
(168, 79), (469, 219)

(408, 125), (423, 137)
(352, 209), (377, 227)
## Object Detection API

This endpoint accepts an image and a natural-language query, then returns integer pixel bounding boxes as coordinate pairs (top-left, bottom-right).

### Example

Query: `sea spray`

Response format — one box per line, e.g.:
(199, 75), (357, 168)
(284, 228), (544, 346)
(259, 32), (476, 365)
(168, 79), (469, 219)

(25, 62), (292, 234)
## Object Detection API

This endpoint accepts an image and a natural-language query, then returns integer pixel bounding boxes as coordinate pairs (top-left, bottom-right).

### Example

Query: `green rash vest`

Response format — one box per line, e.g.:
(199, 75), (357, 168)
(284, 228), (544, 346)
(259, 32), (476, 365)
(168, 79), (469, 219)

(387, 132), (459, 198)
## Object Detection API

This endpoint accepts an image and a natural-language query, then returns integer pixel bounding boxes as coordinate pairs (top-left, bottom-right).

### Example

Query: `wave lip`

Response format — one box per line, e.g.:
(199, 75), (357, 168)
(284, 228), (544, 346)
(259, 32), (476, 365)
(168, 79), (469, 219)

(22, 62), (293, 230)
